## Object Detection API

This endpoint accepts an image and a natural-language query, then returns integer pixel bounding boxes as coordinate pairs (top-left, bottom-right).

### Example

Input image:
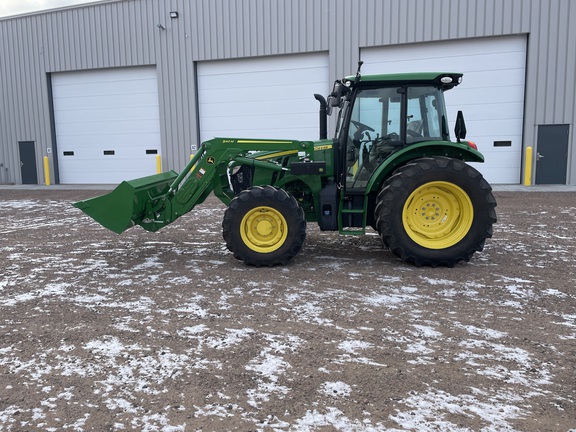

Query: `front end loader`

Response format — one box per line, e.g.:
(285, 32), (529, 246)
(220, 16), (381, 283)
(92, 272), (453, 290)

(74, 67), (496, 267)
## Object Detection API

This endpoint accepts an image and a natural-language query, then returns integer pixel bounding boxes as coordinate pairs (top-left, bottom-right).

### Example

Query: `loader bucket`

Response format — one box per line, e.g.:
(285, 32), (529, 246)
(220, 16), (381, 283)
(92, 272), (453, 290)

(73, 171), (178, 234)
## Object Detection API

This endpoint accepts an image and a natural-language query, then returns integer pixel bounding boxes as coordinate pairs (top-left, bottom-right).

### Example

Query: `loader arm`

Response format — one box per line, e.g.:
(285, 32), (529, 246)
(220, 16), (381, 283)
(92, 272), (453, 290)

(73, 138), (316, 234)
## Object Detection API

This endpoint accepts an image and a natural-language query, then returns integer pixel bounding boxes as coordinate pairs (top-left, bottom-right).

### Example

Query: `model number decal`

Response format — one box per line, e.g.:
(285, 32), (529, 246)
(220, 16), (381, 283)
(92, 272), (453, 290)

(196, 168), (206, 179)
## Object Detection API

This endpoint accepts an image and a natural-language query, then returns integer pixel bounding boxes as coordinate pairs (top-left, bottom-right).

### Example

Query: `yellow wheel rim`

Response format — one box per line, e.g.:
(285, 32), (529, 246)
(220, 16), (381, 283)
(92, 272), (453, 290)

(240, 206), (288, 253)
(402, 181), (474, 249)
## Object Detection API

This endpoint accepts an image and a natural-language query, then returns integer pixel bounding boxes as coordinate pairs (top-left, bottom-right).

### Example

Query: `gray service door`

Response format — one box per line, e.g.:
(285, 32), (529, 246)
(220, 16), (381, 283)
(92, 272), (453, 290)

(18, 141), (38, 185)
(535, 125), (570, 185)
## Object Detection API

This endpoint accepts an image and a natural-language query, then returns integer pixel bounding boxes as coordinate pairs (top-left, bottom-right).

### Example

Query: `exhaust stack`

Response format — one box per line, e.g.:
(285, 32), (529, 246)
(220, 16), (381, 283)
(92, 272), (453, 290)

(314, 94), (328, 140)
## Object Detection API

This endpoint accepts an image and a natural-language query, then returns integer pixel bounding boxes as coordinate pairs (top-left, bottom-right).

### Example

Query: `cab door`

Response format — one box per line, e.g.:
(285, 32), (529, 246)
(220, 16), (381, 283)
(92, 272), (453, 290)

(345, 87), (402, 191)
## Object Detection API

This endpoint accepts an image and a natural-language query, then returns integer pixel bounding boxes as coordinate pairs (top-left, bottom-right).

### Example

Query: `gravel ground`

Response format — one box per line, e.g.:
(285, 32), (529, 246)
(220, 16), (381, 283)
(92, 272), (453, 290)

(0, 189), (575, 431)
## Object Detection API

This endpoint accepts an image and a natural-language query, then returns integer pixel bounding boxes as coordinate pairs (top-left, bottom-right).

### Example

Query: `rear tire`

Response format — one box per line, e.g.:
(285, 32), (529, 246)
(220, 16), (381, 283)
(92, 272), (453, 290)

(375, 157), (497, 267)
(222, 186), (306, 266)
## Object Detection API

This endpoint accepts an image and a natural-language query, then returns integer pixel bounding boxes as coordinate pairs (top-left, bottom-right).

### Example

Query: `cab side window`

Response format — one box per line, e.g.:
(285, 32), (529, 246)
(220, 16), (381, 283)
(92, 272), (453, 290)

(406, 87), (443, 143)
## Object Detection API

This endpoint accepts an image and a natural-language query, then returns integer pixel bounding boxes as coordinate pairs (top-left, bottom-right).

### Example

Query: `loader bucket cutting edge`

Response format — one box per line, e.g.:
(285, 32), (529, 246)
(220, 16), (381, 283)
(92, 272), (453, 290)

(72, 171), (179, 234)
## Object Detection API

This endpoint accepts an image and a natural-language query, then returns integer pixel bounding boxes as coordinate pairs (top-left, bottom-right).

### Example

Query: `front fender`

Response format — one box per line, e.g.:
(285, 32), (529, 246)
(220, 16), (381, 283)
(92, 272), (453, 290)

(366, 141), (485, 194)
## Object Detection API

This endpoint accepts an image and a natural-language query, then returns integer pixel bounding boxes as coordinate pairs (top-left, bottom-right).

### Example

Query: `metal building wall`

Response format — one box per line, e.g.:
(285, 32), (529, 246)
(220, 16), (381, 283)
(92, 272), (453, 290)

(0, 0), (331, 184)
(0, 0), (165, 184)
(0, 0), (574, 184)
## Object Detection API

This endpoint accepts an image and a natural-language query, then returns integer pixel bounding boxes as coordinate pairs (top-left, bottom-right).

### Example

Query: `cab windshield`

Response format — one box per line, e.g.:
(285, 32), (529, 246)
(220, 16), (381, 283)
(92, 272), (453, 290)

(344, 85), (448, 189)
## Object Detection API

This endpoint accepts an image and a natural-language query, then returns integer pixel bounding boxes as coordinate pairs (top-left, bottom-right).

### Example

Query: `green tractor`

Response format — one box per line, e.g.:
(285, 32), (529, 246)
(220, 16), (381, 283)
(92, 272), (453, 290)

(74, 65), (497, 267)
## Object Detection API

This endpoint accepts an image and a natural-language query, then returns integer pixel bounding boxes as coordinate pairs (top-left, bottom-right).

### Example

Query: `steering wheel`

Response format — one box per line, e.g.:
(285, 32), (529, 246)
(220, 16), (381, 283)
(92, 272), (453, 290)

(350, 120), (375, 150)
(350, 119), (375, 133)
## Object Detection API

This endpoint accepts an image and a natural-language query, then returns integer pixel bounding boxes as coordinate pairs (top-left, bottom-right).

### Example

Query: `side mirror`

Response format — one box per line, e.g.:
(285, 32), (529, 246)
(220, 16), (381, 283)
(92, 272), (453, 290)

(326, 96), (336, 116)
(326, 83), (342, 116)
(327, 80), (351, 116)
(454, 110), (467, 142)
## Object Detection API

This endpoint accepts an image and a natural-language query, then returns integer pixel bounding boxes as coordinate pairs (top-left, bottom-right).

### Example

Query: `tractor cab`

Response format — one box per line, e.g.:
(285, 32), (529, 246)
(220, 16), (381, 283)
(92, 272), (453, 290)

(329, 72), (464, 191)
(323, 70), (477, 234)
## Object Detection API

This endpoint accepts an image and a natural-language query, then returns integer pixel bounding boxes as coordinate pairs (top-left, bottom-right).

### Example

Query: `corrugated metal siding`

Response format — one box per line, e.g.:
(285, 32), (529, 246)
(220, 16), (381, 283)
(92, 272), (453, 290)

(524, 0), (576, 183)
(189, 0), (329, 60)
(0, 0), (574, 184)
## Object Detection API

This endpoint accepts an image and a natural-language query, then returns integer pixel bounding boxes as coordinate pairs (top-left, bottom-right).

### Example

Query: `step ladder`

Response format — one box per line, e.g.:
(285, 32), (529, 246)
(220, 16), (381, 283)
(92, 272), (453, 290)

(339, 207), (366, 235)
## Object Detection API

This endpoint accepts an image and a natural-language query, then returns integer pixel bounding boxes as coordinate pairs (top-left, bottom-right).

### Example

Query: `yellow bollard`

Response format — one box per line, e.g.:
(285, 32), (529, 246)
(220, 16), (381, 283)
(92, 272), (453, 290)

(524, 146), (533, 186)
(43, 156), (51, 186)
(156, 154), (162, 174)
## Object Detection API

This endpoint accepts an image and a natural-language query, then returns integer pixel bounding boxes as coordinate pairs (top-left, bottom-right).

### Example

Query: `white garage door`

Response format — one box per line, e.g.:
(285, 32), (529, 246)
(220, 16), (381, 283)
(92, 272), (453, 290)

(361, 36), (527, 184)
(197, 53), (329, 143)
(53, 67), (161, 184)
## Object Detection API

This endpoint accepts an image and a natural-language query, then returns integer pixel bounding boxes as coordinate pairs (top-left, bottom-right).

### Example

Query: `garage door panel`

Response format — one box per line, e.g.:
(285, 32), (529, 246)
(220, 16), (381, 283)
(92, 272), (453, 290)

(55, 106), (159, 124)
(363, 51), (524, 76)
(205, 114), (318, 131)
(199, 68), (327, 90)
(54, 67), (154, 83)
(201, 113), (316, 134)
(57, 119), (161, 136)
(60, 167), (156, 184)
(62, 143), (157, 164)
(55, 93), (159, 111)
(53, 66), (162, 184)
(481, 145), (522, 158)
(54, 79), (158, 98)
(455, 74), (525, 91)
(60, 159), (158, 184)
(62, 152), (157, 162)
(200, 97), (318, 118)
(202, 127), (320, 141)
(468, 137), (522, 151)
(449, 52), (526, 73)
(453, 85), (524, 104)
(198, 53), (329, 143)
(198, 82), (326, 102)
(473, 145), (521, 156)
(459, 68), (526, 85)
(199, 54), (326, 75)
(59, 143), (161, 157)
(468, 165), (520, 184)
(58, 133), (160, 148)
(473, 139), (522, 150)
(449, 119), (522, 136)
(200, 83), (323, 104)
(375, 38), (524, 61)
(464, 119), (524, 136)
(470, 149), (522, 175)
(451, 102), (524, 122)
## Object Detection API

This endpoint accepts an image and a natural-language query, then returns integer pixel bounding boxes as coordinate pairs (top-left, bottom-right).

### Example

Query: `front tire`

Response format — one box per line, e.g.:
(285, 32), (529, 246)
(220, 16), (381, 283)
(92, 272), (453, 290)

(375, 157), (497, 267)
(222, 186), (306, 266)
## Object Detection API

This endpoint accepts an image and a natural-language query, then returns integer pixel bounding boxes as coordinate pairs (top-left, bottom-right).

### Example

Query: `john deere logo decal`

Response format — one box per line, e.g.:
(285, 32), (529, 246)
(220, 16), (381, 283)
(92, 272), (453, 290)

(207, 157), (215, 165)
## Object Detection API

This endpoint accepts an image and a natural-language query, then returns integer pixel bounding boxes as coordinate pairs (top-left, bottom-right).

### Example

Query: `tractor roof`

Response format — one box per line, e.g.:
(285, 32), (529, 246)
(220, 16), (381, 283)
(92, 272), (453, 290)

(345, 72), (463, 90)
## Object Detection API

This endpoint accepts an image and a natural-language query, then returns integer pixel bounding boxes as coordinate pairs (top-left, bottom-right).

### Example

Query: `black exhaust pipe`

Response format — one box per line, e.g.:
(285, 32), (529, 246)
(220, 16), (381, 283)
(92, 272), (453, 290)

(314, 94), (328, 140)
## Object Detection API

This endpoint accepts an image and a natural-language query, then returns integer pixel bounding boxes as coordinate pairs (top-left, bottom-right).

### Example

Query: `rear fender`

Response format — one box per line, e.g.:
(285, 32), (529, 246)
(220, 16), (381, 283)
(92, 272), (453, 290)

(366, 141), (485, 195)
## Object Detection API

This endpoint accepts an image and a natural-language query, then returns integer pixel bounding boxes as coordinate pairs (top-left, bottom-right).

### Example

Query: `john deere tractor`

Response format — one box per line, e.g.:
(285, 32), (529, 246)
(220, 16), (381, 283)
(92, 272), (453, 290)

(74, 65), (497, 267)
